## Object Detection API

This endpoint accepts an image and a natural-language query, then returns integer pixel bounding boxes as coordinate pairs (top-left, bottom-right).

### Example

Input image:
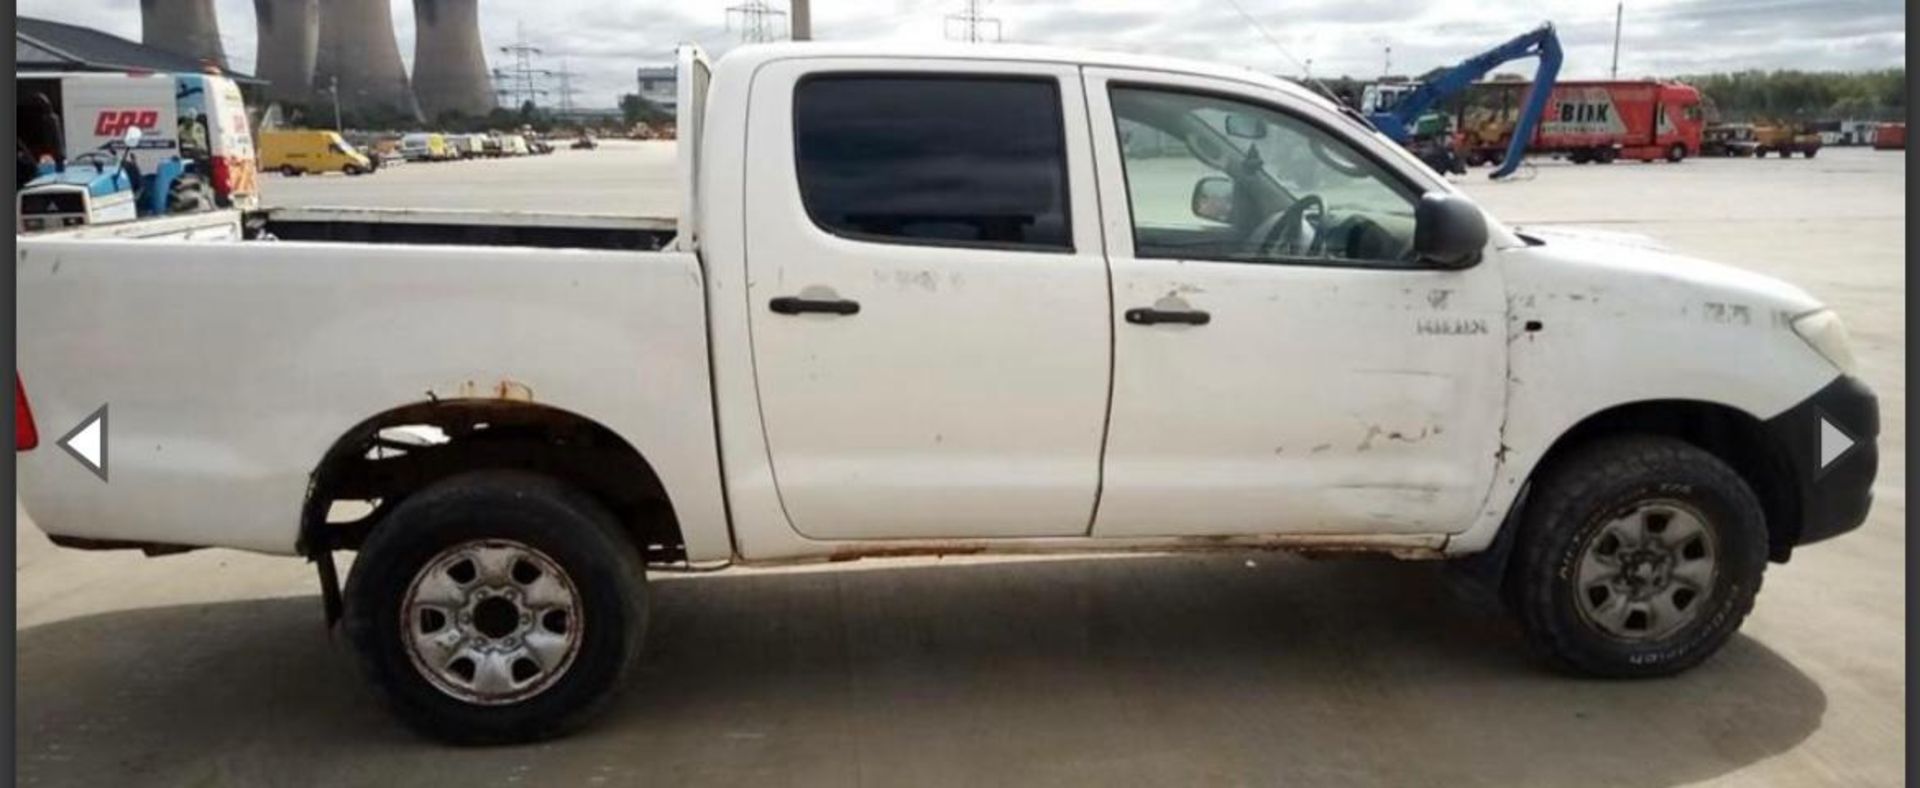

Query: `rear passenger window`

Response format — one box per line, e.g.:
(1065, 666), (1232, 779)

(794, 75), (1072, 251)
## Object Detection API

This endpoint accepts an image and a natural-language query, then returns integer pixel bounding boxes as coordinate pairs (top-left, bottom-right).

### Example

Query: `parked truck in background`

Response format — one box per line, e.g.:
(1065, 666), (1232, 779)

(1752, 121), (1823, 158)
(1872, 122), (1905, 150)
(16, 42), (1877, 745)
(1701, 122), (1759, 157)
(1461, 79), (1705, 165)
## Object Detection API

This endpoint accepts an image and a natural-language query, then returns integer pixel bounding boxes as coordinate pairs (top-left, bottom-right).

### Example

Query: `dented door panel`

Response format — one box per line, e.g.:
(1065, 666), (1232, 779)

(1082, 67), (1508, 538)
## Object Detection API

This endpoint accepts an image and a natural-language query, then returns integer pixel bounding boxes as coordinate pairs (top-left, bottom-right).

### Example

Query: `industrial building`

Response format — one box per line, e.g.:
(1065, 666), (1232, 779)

(251, 0), (319, 104)
(137, 0), (501, 121)
(312, 0), (421, 119)
(140, 0), (229, 70)
(411, 0), (496, 119)
(636, 66), (678, 116)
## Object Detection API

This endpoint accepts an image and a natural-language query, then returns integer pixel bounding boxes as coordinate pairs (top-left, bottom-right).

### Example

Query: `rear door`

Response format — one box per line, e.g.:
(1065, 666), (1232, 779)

(743, 59), (1110, 540)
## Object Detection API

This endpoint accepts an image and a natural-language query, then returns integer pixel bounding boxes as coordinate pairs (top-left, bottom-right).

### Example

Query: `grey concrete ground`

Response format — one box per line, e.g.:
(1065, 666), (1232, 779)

(261, 141), (681, 215)
(18, 143), (1905, 786)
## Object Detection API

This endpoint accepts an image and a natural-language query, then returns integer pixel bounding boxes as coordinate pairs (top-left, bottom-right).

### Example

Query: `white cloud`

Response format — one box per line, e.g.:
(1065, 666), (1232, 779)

(19, 0), (1905, 110)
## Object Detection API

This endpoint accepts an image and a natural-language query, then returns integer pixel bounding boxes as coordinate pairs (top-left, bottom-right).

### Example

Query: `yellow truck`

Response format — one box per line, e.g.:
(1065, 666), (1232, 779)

(260, 130), (373, 176)
(1752, 122), (1822, 158)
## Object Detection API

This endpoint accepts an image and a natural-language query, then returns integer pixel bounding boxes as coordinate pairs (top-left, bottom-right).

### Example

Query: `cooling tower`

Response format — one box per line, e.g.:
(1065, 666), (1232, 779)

(141, 0), (229, 70)
(313, 0), (422, 120)
(411, 0), (495, 118)
(252, 0), (320, 103)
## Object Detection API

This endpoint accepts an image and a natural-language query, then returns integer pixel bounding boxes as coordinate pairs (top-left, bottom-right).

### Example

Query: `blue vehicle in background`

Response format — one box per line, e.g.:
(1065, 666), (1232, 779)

(1361, 23), (1563, 179)
(17, 127), (212, 233)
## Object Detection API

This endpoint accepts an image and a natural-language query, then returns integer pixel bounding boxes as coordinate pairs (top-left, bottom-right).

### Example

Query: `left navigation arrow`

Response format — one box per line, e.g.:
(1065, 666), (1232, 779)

(57, 404), (108, 482)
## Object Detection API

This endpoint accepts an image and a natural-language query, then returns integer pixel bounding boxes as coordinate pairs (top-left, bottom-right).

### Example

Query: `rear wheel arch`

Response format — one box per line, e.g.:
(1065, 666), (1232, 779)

(300, 400), (686, 564)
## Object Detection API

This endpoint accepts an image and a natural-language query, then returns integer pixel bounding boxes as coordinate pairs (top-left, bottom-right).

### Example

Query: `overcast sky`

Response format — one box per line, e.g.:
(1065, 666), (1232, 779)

(20, 0), (1905, 109)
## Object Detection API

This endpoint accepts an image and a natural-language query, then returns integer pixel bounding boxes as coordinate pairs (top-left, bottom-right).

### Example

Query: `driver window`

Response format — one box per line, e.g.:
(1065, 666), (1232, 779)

(1111, 85), (1420, 267)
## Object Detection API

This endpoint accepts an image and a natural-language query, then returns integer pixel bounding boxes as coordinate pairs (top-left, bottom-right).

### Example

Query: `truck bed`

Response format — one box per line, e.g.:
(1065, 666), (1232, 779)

(24, 206), (678, 251)
(256, 206), (679, 251)
(15, 235), (728, 557)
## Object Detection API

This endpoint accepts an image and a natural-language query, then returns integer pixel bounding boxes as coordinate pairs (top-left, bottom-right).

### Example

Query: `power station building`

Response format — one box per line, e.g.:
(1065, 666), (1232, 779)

(313, 0), (421, 119)
(140, 0), (500, 121)
(140, 0), (230, 70)
(411, 0), (496, 119)
(251, 0), (319, 104)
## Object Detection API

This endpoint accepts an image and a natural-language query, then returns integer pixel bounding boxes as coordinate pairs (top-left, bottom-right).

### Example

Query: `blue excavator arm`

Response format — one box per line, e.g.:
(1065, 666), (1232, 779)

(1368, 22), (1562, 179)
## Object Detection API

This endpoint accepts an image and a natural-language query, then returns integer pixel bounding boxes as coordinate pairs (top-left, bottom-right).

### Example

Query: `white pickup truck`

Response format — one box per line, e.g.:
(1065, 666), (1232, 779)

(16, 43), (1877, 743)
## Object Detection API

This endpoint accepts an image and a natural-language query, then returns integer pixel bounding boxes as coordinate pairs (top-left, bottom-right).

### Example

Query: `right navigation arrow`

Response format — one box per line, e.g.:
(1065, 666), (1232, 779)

(1818, 415), (1855, 471)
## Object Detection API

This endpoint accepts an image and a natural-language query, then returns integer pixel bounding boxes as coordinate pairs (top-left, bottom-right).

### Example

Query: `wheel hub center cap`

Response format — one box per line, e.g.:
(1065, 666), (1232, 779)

(470, 594), (522, 640)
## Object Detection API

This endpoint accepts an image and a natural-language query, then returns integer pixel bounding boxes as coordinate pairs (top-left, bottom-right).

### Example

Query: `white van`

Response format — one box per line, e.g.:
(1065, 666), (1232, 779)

(18, 71), (259, 209)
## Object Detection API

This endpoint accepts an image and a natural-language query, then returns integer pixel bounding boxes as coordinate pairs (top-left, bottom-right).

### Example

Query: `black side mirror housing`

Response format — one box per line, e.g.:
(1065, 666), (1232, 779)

(1413, 192), (1488, 269)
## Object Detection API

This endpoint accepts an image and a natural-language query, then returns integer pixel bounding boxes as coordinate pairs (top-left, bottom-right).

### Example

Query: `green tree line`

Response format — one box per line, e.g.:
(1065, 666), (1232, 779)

(1681, 68), (1904, 123)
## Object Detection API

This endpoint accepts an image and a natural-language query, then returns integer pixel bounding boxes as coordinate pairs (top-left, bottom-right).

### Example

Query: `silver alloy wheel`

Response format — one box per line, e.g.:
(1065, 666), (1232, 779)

(1574, 501), (1718, 641)
(401, 539), (585, 705)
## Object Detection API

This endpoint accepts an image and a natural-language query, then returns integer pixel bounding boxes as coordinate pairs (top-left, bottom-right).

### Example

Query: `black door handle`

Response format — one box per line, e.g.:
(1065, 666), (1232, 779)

(1125, 307), (1211, 326)
(770, 296), (861, 316)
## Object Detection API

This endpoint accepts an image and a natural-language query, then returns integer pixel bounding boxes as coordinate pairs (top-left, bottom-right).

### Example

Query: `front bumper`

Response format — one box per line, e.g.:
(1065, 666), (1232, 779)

(1763, 374), (1879, 549)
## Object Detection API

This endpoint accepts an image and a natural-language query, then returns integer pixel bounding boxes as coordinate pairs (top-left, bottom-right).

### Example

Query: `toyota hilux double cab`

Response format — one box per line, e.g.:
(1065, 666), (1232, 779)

(16, 42), (1877, 743)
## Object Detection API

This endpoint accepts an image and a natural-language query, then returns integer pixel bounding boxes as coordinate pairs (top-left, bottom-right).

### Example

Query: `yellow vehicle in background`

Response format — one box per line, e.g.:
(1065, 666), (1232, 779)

(260, 130), (373, 176)
(1753, 122), (1822, 158)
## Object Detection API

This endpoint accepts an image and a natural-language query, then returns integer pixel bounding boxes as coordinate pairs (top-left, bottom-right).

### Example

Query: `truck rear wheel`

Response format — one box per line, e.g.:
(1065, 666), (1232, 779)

(1507, 436), (1767, 678)
(279, 165), (302, 177)
(1666, 143), (1686, 162)
(343, 470), (647, 744)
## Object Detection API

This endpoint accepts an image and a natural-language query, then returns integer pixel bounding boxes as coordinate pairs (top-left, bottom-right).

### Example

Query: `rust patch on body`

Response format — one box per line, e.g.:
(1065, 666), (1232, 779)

(428, 378), (536, 402)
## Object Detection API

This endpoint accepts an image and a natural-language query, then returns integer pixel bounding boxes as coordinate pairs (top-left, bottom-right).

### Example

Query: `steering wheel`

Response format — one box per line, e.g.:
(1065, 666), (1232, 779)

(1254, 194), (1326, 258)
(71, 147), (120, 171)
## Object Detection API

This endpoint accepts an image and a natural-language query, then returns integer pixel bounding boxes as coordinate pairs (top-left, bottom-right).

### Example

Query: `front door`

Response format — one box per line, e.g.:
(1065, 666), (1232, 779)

(1085, 69), (1507, 538)
(744, 60), (1111, 541)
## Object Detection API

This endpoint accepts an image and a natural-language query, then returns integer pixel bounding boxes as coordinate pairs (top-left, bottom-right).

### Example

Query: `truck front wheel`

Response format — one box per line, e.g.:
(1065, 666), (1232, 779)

(343, 470), (647, 744)
(1507, 436), (1767, 678)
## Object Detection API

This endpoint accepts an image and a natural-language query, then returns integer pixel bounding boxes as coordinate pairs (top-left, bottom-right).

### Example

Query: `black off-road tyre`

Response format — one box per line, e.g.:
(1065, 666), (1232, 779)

(343, 470), (647, 744)
(1507, 436), (1768, 678)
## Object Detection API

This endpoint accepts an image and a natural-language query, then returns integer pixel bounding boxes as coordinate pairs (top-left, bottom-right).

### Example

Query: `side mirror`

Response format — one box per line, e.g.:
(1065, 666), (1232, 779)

(1191, 176), (1235, 223)
(122, 127), (143, 148)
(1413, 192), (1488, 268)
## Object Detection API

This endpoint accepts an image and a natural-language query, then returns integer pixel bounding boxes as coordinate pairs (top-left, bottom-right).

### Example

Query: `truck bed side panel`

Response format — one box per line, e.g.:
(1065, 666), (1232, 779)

(17, 239), (729, 559)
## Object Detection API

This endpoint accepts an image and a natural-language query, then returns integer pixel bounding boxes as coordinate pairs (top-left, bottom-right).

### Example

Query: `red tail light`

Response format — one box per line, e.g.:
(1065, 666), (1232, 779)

(16, 374), (39, 451)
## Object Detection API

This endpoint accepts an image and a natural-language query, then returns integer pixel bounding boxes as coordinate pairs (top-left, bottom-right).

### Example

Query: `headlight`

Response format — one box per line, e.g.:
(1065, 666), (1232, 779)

(1792, 309), (1859, 376)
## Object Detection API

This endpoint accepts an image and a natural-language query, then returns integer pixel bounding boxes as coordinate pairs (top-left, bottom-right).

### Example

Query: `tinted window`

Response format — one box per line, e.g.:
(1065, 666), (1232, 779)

(794, 76), (1072, 251)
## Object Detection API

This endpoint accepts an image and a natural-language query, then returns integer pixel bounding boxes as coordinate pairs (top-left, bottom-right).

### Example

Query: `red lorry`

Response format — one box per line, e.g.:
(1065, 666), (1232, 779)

(1458, 79), (1706, 166)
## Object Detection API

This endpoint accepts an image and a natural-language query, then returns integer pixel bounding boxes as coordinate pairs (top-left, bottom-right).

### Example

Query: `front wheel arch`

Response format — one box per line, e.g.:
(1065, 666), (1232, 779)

(1509, 400), (1800, 569)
